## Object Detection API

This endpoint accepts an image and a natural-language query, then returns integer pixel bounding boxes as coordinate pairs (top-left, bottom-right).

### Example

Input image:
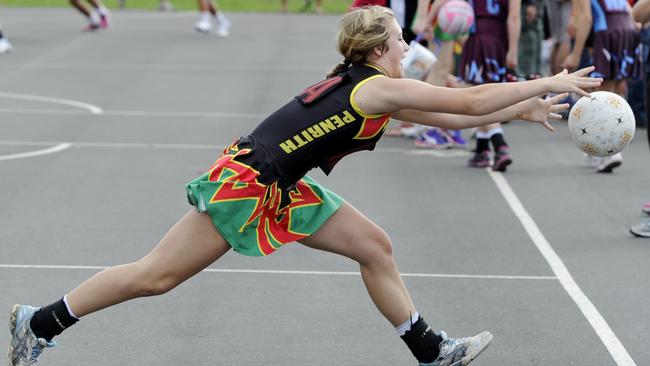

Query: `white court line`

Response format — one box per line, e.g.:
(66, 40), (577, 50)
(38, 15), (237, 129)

(0, 264), (556, 280)
(0, 143), (71, 161)
(0, 93), (103, 114)
(0, 62), (329, 73)
(0, 108), (264, 119)
(103, 109), (265, 119)
(0, 140), (468, 157)
(487, 169), (636, 366)
(0, 140), (218, 150)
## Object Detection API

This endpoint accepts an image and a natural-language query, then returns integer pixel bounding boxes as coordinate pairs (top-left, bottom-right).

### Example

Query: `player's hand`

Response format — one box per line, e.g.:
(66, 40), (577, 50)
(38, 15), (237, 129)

(411, 17), (433, 40)
(560, 52), (580, 71)
(506, 50), (518, 70)
(517, 93), (571, 131)
(548, 66), (602, 97)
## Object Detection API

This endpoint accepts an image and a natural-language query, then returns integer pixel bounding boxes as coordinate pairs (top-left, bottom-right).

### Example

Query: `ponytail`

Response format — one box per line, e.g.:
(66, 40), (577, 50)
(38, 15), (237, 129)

(326, 59), (351, 78)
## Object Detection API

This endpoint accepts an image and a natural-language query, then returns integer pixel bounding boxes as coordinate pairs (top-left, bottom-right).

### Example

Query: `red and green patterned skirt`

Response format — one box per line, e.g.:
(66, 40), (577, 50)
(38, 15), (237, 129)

(185, 146), (343, 257)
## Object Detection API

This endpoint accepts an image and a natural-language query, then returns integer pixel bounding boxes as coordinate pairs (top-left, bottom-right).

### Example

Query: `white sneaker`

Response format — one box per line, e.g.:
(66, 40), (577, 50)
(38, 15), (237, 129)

(8, 305), (56, 366)
(215, 17), (231, 37)
(420, 330), (493, 366)
(194, 19), (212, 34)
(630, 219), (650, 238)
(596, 152), (623, 173)
(0, 37), (13, 54)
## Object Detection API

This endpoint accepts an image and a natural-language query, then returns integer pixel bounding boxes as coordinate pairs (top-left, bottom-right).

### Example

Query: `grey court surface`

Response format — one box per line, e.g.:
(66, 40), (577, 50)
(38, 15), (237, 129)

(1, 7), (649, 366)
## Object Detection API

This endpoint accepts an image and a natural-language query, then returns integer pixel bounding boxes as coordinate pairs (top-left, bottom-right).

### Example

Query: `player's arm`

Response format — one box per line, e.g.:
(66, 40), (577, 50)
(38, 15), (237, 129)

(391, 93), (569, 131)
(412, 0), (438, 35)
(633, 0), (650, 23)
(563, 0), (592, 70)
(506, 0), (522, 70)
(355, 67), (601, 116)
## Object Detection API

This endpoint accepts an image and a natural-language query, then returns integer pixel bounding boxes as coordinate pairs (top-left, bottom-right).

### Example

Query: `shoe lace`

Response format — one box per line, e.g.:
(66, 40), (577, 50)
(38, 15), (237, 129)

(436, 332), (469, 365)
(30, 338), (55, 362)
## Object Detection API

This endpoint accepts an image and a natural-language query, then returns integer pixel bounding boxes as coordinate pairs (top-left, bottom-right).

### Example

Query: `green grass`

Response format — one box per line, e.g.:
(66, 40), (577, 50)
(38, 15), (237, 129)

(0, 0), (351, 12)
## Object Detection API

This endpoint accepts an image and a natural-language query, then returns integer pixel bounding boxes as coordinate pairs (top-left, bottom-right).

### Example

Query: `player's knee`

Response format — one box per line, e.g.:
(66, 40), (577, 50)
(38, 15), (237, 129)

(127, 262), (181, 297)
(141, 273), (180, 296)
(361, 227), (394, 267)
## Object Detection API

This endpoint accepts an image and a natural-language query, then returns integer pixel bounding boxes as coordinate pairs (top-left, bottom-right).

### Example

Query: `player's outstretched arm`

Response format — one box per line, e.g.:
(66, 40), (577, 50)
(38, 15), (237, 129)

(633, 0), (650, 23)
(393, 93), (570, 131)
(359, 67), (601, 116)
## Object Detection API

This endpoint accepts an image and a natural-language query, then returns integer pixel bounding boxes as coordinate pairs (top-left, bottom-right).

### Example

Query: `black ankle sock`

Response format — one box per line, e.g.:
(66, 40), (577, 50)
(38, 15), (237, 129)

(30, 298), (78, 341)
(490, 133), (508, 152)
(475, 138), (490, 153)
(400, 316), (443, 363)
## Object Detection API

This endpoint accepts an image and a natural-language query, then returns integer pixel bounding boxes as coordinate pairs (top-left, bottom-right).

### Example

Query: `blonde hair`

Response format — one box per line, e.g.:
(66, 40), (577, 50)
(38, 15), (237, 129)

(327, 6), (396, 78)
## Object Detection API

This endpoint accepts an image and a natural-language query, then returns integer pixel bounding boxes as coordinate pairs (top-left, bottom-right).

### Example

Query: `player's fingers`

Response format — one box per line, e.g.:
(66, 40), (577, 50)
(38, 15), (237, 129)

(550, 103), (570, 112)
(573, 87), (592, 98)
(571, 66), (595, 76)
(548, 92), (568, 103)
(542, 121), (555, 131)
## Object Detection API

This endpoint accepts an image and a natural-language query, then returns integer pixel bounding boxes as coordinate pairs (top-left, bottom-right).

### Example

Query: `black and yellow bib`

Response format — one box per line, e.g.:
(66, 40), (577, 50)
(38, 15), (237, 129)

(185, 64), (391, 256)
(239, 63), (392, 189)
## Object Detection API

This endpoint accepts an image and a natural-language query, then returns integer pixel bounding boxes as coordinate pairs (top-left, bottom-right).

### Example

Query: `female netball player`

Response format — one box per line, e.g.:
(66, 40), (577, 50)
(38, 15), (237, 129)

(8, 6), (601, 366)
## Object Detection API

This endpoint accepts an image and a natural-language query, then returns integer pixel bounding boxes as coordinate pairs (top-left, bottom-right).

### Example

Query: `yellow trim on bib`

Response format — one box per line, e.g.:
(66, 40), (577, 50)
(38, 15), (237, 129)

(349, 74), (386, 119)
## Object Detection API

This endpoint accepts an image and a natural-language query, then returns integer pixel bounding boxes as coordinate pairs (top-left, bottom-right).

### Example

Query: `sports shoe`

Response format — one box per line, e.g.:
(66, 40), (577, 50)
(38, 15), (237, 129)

(0, 37), (12, 54)
(215, 16), (231, 37)
(99, 14), (109, 29)
(419, 330), (493, 366)
(630, 220), (650, 238)
(642, 202), (650, 215)
(385, 124), (423, 138)
(415, 128), (450, 149)
(7, 304), (56, 366)
(445, 129), (467, 149)
(194, 19), (212, 34)
(400, 125), (422, 139)
(83, 22), (101, 32)
(492, 146), (512, 172)
(596, 153), (623, 173)
(468, 150), (490, 168)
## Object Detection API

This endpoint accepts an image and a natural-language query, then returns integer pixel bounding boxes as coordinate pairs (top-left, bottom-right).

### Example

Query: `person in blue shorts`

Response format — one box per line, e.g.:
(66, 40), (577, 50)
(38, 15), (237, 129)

(7, 6), (601, 366)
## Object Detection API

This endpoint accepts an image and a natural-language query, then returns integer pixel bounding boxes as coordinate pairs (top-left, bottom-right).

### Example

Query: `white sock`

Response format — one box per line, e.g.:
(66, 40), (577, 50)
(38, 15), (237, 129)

(63, 294), (79, 320)
(215, 11), (227, 23)
(395, 311), (420, 336)
(97, 5), (108, 16)
(486, 127), (504, 138)
(199, 11), (210, 23)
(476, 131), (490, 139)
(89, 11), (100, 25)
